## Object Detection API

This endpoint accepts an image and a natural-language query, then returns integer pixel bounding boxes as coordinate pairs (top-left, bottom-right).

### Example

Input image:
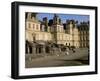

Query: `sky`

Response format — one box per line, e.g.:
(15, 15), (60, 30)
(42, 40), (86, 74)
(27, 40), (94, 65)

(36, 13), (89, 24)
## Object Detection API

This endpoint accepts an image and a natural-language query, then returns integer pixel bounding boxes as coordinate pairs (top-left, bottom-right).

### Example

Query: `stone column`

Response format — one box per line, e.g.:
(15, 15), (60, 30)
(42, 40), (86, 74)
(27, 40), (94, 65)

(42, 45), (45, 54)
(36, 46), (39, 54)
(59, 47), (61, 53)
(32, 45), (36, 54)
(49, 46), (51, 54)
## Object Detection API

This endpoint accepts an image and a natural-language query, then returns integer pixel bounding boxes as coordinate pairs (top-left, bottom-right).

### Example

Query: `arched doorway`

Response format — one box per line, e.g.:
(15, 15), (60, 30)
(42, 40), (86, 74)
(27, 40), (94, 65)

(25, 43), (28, 54)
(38, 47), (42, 53)
(29, 46), (32, 54)
(45, 46), (50, 53)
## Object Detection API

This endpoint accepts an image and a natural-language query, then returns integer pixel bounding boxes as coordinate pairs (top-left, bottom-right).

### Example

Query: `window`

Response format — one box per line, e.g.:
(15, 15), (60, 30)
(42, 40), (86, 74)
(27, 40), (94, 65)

(28, 23), (31, 28)
(60, 35), (62, 40)
(80, 37), (83, 40)
(33, 36), (35, 41)
(33, 24), (35, 29)
(83, 37), (85, 40)
(57, 26), (59, 32)
(36, 25), (38, 30)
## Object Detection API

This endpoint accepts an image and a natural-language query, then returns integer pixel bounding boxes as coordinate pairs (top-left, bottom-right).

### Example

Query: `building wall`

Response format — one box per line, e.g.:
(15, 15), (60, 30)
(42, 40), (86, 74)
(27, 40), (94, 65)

(78, 22), (89, 48)
(25, 12), (89, 48)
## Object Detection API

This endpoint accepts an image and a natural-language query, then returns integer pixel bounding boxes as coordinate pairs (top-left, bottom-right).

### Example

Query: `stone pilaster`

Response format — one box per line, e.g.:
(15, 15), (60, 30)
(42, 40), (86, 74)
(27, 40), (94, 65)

(27, 46), (30, 54)
(42, 45), (45, 54)
(32, 46), (36, 54)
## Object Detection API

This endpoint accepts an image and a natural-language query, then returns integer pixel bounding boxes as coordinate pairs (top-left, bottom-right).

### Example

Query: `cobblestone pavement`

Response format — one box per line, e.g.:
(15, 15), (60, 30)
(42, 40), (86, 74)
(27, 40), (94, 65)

(25, 48), (89, 68)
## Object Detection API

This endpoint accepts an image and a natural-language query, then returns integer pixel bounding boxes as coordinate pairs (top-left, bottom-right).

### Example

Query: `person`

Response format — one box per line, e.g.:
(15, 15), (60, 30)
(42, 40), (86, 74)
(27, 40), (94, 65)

(66, 51), (69, 55)
(65, 47), (69, 55)
(72, 48), (75, 53)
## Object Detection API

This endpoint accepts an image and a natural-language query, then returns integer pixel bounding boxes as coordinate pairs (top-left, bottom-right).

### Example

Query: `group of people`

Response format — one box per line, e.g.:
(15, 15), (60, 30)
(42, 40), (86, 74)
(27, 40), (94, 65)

(65, 47), (76, 55)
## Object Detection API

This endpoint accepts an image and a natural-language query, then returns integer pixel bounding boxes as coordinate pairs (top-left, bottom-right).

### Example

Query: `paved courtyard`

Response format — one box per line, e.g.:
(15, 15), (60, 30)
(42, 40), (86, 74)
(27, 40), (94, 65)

(25, 48), (89, 68)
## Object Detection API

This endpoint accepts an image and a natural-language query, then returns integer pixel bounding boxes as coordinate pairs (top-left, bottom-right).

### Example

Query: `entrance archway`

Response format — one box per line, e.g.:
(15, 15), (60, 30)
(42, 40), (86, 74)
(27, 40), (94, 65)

(29, 46), (32, 54)
(45, 46), (50, 53)
(38, 47), (42, 53)
(25, 43), (28, 54)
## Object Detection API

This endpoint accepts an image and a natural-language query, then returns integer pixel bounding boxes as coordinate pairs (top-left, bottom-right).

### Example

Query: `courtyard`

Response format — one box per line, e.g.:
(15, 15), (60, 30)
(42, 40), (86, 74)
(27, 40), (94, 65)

(25, 48), (89, 68)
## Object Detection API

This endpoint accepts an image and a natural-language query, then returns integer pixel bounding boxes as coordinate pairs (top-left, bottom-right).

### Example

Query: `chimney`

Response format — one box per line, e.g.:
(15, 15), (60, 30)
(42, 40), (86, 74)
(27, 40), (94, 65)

(43, 17), (48, 27)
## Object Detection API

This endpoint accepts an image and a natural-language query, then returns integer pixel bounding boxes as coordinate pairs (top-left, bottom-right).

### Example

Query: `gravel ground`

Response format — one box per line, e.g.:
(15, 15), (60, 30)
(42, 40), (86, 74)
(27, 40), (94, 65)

(25, 48), (89, 68)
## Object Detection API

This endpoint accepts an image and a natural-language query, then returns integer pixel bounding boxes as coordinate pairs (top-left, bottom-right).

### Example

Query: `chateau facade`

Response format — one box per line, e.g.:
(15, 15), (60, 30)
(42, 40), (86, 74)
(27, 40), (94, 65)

(25, 12), (89, 54)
